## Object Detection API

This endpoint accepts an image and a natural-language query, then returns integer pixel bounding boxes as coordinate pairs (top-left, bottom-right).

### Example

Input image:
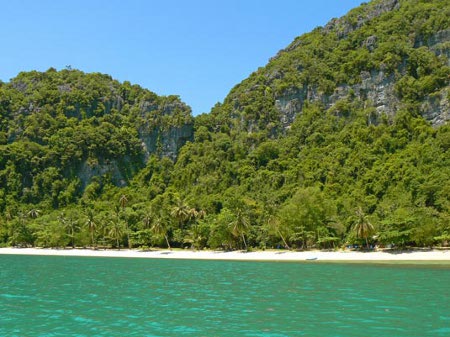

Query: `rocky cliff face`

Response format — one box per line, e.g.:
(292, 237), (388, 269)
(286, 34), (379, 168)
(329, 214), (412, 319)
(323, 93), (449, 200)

(137, 96), (194, 160)
(77, 123), (194, 188)
(323, 0), (400, 39)
(139, 124), (194, 161)
(228, 0), (449, 132)
(275, 30), (449, 128)
(77, 98), (194, 187)
(1, 69), (194, 190)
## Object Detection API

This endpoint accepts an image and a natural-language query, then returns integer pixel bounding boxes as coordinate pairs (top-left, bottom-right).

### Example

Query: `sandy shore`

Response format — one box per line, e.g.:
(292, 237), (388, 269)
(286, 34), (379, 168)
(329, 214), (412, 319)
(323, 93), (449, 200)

(0, 247), (449, 262)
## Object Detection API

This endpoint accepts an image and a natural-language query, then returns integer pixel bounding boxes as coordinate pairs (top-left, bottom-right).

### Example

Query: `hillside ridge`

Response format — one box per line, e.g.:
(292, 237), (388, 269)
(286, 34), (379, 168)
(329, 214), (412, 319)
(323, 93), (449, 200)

(0, 0), (449, 251)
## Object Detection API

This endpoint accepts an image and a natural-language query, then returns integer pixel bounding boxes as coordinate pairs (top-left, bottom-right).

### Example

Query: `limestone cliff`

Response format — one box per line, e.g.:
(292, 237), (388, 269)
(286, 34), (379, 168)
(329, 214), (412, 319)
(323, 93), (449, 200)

(221, 0), (449, 134)
(0, 69), (193, 191)
(275, 27), (450, 127)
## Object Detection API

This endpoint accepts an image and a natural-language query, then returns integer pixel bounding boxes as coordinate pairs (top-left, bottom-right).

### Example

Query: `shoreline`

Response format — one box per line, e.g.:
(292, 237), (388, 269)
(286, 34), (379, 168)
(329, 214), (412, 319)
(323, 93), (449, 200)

(0, 247), (449, 263)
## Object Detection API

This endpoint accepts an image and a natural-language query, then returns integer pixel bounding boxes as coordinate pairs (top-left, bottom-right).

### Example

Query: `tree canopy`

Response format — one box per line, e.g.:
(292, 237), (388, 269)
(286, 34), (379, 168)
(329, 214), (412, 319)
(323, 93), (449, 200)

(1, 0), (449, 250)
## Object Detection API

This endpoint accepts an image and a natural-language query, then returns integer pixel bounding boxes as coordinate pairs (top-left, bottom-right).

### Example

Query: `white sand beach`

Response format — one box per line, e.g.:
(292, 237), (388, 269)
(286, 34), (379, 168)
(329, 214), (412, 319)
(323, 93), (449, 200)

(0, 247), (449, 262)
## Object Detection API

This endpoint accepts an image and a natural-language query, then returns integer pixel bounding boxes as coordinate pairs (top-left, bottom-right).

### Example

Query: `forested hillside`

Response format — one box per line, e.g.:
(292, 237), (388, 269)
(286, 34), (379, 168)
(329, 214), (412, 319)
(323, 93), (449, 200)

(0, 0), (449, 250)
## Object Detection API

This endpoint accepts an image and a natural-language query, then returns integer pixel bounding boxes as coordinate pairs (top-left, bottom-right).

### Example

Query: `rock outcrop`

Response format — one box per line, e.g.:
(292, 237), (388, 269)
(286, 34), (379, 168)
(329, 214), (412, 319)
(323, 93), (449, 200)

(1, 69), (194, 190)
(269, 2), (450, 129)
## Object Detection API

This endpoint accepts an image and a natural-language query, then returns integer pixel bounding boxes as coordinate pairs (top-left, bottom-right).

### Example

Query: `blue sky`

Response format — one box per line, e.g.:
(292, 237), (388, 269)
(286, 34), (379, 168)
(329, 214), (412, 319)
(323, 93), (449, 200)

(1, 0), (362, 115)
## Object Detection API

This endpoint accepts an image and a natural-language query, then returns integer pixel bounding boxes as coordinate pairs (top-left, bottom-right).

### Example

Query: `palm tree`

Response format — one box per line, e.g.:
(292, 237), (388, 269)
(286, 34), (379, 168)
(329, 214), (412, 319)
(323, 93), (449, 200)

(108, 218), (124, 250)
(229, 209), (250, 250)
(5, 209), (13, 223)
(118, 196), (131, 249)
(119, 194), (128, 210)
(353, 207), (374, 249)
(187, 208), (198, 223)
(142, 211), (153, 229)
(197, 209), (206, 220)
(27, 209), (41, 219)
(171, 198), (190, 228)
(84, 209), (98, 248)
(266, 214), (290, 250)
(60, 213), (79, 248)
(151, 216), (171, 249)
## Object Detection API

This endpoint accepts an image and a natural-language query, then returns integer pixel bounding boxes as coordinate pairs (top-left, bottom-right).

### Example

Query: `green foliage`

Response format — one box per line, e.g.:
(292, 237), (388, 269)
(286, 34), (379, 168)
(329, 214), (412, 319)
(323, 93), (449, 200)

(0, 0), (448, 250)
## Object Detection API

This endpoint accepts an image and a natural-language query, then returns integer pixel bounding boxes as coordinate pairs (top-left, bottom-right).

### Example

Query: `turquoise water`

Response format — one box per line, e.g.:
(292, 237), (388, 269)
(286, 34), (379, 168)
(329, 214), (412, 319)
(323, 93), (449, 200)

(0, 255), (449, 336)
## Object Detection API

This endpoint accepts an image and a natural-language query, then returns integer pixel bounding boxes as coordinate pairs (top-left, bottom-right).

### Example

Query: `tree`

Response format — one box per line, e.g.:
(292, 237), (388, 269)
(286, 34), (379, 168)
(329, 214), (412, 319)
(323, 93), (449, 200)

(142, 210), (153, 229)
(184, 210), (208, 249)
(151, 215), (171, 249)
(119, 194), (128, 210)
(187, 207), (198, 223)
(278, 187), (331, 249)
(117, 195), (132, 248)
(229, 208), (250, 250)
(8, 211), (34, 247)
(1, 2), (449, 252)
(108, 216), (124, 250)
(266, 213), (290, 250)
(170, 198), (190, 228)
(84, 208), (98, 248)
(59, 213), (80, 248)
(352, 207), (374, 249)
(27, 208), (41, 219)
(208, 208), (235, 250)
(34, 218), (66, 248)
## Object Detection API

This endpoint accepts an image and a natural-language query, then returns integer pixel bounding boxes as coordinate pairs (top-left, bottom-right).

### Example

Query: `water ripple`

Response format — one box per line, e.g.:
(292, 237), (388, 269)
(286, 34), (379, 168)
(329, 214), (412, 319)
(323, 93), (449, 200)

(0, 256), (449, 336)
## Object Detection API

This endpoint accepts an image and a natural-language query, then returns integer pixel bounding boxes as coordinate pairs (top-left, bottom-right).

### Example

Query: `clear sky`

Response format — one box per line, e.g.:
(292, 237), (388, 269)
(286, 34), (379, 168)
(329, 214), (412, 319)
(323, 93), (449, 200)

(1, 0), (362, 115)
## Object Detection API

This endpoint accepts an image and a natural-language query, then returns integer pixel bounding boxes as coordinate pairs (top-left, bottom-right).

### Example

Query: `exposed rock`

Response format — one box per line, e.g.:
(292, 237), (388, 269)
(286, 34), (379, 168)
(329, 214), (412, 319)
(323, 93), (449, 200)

(273, 26), (449, 128)
(74, 121), (193, 188)
(274, 59), (450, 128)
(78, 159), (128, 188)
(363, 35), (378, 52)
(11, 81), (27, 93)
(323, 0), (399, 38)
(275, 96), (303, 128)
(57, 84), (72, 93)
(139, 124), (194, 161)
(427, 29), (450, 65)
(421, 88), (450, 126)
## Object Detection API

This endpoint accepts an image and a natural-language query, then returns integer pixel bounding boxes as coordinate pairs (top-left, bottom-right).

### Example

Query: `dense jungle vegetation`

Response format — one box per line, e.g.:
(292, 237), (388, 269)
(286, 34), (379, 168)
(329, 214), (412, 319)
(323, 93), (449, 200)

(0, 0), (449, 250)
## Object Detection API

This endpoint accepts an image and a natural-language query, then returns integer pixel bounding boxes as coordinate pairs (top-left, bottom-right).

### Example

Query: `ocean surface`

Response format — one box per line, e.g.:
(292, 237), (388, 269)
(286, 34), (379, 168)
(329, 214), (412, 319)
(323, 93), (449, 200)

(0, 255), (449, 337)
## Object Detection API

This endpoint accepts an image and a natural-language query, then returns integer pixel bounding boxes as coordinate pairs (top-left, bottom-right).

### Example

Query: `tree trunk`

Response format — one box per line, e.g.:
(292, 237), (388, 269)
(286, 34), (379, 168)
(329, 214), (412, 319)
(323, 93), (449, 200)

(241, 233), (248, 251)
(126, 222), (130, 249)
(277, 229), (290, 250)
(165, 235), (171, 250)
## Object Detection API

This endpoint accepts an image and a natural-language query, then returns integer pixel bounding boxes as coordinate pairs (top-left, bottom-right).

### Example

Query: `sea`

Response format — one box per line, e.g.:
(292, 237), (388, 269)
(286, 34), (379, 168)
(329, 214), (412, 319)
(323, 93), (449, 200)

(0, 255), (449, 336)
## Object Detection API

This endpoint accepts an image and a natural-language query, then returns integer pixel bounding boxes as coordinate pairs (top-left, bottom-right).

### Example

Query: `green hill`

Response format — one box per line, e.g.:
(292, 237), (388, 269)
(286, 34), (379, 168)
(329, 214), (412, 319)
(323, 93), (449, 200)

(1, 0), (449, 250)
